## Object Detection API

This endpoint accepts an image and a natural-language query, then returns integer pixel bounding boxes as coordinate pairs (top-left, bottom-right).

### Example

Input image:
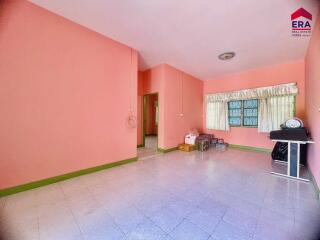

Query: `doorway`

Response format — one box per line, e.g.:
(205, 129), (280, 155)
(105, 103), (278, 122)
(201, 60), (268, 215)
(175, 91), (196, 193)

(137, 93), (159, 158)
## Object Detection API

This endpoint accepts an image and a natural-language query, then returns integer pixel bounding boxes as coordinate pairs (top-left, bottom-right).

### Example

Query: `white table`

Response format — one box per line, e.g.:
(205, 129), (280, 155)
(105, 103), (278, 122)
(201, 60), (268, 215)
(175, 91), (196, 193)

(271, 139), (314, 182)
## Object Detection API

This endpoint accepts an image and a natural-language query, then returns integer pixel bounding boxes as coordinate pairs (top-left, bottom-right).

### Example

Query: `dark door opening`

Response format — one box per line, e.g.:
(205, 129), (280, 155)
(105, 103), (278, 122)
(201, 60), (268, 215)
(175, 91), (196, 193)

(138, 93), (159, 158)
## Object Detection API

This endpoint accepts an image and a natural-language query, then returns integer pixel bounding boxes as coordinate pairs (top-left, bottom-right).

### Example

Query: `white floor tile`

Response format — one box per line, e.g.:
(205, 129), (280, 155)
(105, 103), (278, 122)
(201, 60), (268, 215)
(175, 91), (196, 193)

(169, 219), (210, 240)
(212, 221), (252, 240)
(34, 183), (65, 204)
(2, 149), (320, 240)
(39, 208), (82, 240)
(258, 208), (294, 232)
(223, 208), (258, 234)
(125, 218), (166, 240)
(253, 221), (295, 240)
(112, 206), (146, 234)
(59, 177), (90, 197)
(1, 216), (39, 240)
(186, 207), (222, 234)
(150, 206), (184, 233)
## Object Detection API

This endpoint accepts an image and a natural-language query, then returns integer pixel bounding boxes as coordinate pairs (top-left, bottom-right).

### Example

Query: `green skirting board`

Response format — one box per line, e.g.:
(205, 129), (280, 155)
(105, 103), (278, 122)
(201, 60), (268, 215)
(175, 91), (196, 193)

(229, 144), (272, 154)
(157, 147), (178, 153)
(0, 157), (138, 197)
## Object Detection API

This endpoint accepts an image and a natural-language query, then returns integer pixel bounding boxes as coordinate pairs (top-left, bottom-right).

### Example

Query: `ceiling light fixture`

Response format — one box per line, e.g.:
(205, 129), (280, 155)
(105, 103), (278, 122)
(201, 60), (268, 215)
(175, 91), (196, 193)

(218, 52), (235, 60)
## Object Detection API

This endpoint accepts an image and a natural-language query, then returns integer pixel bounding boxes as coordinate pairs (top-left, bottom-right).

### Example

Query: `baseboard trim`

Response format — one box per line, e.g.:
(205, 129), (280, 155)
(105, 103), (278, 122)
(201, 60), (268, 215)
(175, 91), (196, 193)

(0, 157), (138, 197)
(309, 168), (320, 200)
(229, 144), (272, 154)
(157, 147), (178, 153)
(137, 144), (144, 148)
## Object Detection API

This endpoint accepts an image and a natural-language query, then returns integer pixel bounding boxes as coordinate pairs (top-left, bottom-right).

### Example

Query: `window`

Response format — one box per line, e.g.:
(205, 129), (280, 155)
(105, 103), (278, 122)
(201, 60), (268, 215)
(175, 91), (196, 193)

(228, 100), (242, 126)
(228, 99), (258, 127)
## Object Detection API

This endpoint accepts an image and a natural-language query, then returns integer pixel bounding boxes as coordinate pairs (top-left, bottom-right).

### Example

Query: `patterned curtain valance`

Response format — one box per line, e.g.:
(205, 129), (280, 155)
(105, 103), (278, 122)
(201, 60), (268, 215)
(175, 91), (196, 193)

(206, 83), (298, 102)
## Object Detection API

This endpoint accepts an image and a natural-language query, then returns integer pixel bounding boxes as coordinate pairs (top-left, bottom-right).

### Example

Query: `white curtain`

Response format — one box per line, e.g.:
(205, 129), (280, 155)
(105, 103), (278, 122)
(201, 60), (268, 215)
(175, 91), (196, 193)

(206, 83), (298, 102)
(258, 98), (270, 132)
(206, 83), (297, 132)
(206, 101), (229, 131)
(258, 96), (295, 132)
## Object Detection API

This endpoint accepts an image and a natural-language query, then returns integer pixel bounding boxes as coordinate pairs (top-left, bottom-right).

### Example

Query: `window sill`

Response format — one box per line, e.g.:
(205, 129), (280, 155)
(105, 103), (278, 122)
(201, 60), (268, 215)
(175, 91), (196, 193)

(229, 126), (258, 129)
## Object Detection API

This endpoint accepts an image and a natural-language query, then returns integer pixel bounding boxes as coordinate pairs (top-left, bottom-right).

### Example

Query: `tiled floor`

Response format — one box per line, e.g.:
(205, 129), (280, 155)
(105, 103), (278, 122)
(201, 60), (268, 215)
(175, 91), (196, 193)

(1, 148), (320, 240)
(137, 136), (159, 159)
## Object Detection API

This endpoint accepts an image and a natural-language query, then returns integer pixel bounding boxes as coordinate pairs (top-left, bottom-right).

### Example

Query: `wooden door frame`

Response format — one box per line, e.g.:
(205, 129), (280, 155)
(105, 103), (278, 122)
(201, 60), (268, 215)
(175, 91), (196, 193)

(142, 93), (159, 148)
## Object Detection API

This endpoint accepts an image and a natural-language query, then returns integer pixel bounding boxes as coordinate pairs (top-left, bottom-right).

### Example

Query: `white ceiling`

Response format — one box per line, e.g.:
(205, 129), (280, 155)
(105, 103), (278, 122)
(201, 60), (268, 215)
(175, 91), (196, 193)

(29, 0), (319, 80)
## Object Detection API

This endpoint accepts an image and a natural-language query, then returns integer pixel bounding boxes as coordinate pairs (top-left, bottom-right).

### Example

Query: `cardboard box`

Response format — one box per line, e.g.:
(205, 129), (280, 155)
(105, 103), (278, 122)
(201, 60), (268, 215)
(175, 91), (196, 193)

(178, 143), (196, 152)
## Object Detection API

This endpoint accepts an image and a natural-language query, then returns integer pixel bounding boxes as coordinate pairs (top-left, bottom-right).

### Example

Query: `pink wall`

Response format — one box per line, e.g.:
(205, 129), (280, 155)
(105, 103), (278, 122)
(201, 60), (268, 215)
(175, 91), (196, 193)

(137, 71), (144, 145)
(203, 60), (305, 149)
(142, 64), (203, 149)
(0, 1), (137, 189)
(162, 65), (203, 148)
(305, 11), (320, 186)
(145, 94), (157, 135)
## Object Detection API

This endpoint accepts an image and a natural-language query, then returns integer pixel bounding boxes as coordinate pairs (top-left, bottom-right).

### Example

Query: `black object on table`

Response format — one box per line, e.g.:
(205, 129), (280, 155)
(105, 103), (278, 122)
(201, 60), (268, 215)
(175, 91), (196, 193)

(270, 127), (313, 181)
(271, 142), (307, 165)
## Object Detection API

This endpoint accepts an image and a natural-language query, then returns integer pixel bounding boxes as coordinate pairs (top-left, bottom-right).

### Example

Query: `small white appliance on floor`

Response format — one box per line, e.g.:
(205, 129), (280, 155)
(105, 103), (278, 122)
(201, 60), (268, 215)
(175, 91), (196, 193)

(185, 134), (197, 145)
(185, 130), (199, 145)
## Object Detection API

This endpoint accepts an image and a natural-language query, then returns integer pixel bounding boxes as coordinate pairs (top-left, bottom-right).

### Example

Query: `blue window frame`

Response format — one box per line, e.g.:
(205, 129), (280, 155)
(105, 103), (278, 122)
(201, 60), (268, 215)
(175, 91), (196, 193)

(228, 99), (258, 127)
(228, 100), (242, 126)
